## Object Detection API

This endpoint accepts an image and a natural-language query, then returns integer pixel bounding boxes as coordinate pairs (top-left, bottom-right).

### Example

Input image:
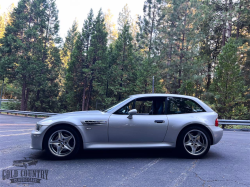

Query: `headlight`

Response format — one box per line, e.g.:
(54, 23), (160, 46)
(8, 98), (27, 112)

(36, 120), (53, 131)
(35, 123), (42, 131)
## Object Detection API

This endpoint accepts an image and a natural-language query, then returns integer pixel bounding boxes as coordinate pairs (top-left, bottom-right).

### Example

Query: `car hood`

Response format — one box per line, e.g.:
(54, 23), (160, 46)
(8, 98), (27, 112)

(61, 110), (103, 115)
(38, 110), (107, 124)
(50, 110), (104, 118)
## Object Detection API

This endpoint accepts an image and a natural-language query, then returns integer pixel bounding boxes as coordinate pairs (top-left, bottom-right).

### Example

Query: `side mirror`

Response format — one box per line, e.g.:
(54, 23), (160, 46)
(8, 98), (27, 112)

(127, 109), (137, 119)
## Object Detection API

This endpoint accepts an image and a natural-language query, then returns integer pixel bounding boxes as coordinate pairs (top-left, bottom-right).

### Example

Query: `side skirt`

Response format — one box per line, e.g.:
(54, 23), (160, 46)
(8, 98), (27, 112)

(83, 142), (175, 149)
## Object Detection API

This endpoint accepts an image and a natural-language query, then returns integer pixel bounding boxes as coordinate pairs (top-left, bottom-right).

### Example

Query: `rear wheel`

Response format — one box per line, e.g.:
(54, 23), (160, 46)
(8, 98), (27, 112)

(177, 126), (211, 158)
(44, 125), (80, 159)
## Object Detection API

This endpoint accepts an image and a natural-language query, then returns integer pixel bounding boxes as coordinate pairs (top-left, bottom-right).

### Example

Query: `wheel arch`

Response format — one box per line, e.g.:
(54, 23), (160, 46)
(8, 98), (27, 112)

(42, 123), (84, 150)
(176, 123), (214, 146)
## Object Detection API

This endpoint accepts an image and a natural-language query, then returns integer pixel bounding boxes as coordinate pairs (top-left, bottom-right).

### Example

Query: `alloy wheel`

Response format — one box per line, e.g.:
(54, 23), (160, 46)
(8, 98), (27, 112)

(48, 130), (76, 157)
(183, 129), (208, 156)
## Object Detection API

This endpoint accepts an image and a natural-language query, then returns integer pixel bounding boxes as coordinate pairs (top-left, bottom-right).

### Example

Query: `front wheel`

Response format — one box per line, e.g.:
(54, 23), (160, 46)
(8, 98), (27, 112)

(44, 125), (80, 159)
(177, 126), (211, 158)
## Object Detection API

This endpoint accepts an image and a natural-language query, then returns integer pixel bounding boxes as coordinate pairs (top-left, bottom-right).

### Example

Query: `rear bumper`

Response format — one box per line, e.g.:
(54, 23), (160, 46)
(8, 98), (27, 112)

(30, 130), (43, 150)
(208, 126), (223, 145)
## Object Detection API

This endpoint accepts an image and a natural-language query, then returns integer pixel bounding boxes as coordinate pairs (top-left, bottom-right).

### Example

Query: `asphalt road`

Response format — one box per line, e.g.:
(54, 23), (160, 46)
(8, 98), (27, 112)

(0, 114), (250, 187)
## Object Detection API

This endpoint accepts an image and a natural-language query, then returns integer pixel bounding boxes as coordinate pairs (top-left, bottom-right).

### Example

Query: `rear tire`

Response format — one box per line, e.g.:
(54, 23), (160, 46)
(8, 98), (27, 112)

(44, 125), (81, 159)
(177, 126), (211, 158)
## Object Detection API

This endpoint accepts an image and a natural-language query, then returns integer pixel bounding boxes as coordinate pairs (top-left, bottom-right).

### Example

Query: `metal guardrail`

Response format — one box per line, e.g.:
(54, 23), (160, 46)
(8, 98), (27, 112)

(218, 119), (250, 129)
(0, 99), (20, 103)
(0, 109), (58, 118)
(218, 119), (250, 126)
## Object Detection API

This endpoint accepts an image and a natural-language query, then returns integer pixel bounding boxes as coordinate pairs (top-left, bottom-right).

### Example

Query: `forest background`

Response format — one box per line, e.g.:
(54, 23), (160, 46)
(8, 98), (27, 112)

(0, 0), (250, 120)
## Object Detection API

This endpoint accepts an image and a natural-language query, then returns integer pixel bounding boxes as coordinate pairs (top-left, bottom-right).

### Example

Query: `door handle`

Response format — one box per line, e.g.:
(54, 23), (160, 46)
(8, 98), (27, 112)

(154, 120), (165, 123)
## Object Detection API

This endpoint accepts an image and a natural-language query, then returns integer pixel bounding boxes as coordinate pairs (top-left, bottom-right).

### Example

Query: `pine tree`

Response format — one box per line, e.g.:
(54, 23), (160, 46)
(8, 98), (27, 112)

(32, 0), (61, 111)
(88, 9), (108, 109)
(62, 19), (79, 67)
(65, 32), (85, 111)
(210, 39), (247, 119)
(157, 0), (206, 95)
(0, 0), (61, 111)
(65, 9), (108, 111)
(136, 0), (164, 94)
(112, 23), (135, 101)
(81, 9), (94, 110)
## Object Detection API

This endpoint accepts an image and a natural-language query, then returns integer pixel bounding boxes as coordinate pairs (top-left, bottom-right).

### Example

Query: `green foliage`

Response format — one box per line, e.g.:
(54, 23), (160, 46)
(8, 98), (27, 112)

(0, 1), (249, 120)
(65, 9), (109, 111)
(3, 101), (21, 110)
(0, 0), (62, 112)
(209, 39), (248, 119)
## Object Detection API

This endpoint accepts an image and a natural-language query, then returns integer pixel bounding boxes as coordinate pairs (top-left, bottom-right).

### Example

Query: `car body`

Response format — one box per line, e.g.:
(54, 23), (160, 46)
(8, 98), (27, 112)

(31, 94), (223, 158)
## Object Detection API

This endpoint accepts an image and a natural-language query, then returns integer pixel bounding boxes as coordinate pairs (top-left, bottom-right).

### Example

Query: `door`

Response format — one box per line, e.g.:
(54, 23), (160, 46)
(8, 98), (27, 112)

(108, 97), (169, 142)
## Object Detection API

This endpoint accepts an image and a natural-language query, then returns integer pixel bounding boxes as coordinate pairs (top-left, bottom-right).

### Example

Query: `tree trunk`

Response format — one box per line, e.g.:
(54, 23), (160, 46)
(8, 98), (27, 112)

(82, 77), (87, 111)
(236, 4), (241, 40)
(21, 81), (27, 111)
(24, 88), (29, 111)
(222, 0), (228, 46)
(228, 0), (233, 38)
(86, 80), (93, 110)
(0, 78), (4, 109)
(35, 90), (40, 111)
(207, 60), (211, 90)
(222, 26), (226, 46)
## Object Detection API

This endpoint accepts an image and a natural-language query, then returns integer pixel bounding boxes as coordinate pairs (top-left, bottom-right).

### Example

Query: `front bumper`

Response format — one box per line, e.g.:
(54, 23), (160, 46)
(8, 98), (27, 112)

(30, 130), (44, 150)
(208, 126), (223, 145)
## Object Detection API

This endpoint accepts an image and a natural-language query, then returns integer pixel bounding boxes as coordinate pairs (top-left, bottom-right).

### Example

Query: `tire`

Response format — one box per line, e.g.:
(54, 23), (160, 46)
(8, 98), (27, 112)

(177, 126), (211, 158)
(44, 125), (81, 159)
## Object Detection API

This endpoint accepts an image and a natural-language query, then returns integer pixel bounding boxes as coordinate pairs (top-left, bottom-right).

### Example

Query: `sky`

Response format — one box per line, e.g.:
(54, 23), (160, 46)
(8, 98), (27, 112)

(0, 0), (145, 39)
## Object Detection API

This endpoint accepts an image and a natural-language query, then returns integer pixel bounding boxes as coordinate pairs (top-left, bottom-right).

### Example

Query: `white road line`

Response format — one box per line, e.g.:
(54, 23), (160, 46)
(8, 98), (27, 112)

(170, 159), (199, 187)
(223, 131), (250, 134)
(111, 158), (162, 187)
(0, 133), (30, 137)
(0, 124), (35, 126)
(0, 129), (33, 132)
(0, 165), (14, 170)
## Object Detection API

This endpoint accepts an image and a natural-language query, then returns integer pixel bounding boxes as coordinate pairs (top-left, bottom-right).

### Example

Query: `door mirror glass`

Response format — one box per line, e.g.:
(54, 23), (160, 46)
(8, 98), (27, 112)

(127, 109), (137, 119)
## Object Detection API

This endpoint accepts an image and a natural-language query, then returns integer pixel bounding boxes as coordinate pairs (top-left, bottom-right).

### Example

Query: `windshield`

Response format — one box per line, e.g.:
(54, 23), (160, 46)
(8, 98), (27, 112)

(104, 97), (131, 113)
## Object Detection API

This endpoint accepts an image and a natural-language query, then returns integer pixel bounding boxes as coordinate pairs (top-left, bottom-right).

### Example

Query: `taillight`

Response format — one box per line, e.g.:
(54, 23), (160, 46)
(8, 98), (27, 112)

(215, 119), (219, 127)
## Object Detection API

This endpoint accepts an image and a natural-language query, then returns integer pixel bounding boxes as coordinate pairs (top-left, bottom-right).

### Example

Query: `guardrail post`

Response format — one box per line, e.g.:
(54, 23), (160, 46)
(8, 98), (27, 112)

(222, 125), (225, 129)
(35, 115), (37, 118)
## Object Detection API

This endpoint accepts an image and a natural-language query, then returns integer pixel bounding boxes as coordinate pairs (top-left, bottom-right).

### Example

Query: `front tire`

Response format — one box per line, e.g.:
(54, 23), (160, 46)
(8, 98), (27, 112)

(44, 125), (81, 159)
(177, 126), (211, 158)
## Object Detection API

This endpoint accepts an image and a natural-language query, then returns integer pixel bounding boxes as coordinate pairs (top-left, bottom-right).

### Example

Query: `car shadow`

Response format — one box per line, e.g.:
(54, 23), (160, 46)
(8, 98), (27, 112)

(29, 148), (220, 161)
(77, 148), (180, 159)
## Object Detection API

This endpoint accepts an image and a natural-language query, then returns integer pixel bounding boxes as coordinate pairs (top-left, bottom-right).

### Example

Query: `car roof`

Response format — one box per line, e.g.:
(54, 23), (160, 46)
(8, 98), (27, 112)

(130, 93), (196, 99)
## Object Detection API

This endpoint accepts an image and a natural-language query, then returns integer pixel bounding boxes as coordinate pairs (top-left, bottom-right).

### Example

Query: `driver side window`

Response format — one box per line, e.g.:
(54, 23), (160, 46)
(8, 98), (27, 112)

(134, 97), (165, 115)
(114, 100), (134, 115)
(114, 97), (166, 115)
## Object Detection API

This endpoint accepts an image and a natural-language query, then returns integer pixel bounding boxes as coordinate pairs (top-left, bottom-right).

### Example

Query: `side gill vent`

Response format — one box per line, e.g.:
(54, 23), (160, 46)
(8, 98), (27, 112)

(81, 121), (107, 125)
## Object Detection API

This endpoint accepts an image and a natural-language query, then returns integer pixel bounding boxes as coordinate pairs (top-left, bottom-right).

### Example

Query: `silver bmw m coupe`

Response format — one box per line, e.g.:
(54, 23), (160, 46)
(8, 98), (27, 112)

(31, 94), (223, 159)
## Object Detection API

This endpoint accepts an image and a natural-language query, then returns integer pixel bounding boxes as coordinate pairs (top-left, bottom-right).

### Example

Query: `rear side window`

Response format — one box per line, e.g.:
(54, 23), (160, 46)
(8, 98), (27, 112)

(167, 97), (205, 114)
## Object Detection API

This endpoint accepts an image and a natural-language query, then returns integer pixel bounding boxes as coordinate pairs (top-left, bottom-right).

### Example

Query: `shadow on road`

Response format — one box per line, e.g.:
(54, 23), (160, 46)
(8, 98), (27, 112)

(30, 148), (222, 161)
